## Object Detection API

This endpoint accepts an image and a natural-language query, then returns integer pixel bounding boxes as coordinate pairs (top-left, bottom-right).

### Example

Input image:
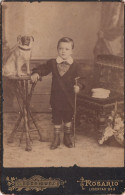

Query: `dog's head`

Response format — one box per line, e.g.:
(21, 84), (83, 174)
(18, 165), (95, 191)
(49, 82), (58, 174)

(17, 35), (34, 46)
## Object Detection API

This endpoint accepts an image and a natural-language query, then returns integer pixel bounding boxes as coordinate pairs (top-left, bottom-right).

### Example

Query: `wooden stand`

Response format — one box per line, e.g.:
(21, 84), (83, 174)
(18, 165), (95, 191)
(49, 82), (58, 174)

(7, 76), (42, 151)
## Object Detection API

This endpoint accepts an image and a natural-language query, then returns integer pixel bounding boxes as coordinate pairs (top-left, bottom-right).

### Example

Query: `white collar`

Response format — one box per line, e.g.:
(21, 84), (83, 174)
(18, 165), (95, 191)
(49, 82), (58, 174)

(56, 56), (74, 65)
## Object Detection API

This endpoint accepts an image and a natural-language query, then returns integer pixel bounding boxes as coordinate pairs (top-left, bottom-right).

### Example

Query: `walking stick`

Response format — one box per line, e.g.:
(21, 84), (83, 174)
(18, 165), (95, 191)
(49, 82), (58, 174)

(73, 77), (80, 147)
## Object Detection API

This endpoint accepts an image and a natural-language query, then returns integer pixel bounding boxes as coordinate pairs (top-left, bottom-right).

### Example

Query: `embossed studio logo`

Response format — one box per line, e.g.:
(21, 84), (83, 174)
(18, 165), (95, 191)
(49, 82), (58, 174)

(77, 177), (123, 192)
(6, 175), (66, 192)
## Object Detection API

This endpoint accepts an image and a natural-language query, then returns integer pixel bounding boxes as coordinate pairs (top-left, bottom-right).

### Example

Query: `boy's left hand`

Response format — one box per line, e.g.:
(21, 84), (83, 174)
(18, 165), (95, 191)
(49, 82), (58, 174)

(74, 85), (80, 94)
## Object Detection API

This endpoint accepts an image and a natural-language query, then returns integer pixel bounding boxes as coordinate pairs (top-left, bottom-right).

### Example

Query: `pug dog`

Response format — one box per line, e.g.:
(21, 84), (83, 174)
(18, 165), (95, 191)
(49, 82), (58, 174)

(3, 35), (34, 76)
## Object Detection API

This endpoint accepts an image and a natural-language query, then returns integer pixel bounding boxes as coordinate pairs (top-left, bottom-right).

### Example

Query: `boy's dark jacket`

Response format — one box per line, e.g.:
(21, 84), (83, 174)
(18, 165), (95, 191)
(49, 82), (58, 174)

(33, 59), (85, 111)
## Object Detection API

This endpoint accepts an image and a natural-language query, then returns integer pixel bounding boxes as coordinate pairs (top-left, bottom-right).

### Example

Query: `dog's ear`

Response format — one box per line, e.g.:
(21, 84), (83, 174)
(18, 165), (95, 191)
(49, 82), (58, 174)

(30, 36), (34, 42)
(17, 35), (22, 43)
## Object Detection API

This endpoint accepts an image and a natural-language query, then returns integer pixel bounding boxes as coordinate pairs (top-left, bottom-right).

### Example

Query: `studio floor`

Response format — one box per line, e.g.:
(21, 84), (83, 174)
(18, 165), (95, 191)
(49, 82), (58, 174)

(3, 113), (124, 168)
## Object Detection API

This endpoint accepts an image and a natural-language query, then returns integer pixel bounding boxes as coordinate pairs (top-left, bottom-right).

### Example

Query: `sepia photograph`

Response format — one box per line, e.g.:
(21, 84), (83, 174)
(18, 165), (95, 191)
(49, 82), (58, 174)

(2, 1), (124, 168)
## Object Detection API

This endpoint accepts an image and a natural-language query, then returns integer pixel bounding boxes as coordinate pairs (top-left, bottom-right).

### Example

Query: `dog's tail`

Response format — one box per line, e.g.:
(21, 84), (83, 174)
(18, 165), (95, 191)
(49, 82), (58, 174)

(3, 44), (18, 64)
(9, 44), (18, 53)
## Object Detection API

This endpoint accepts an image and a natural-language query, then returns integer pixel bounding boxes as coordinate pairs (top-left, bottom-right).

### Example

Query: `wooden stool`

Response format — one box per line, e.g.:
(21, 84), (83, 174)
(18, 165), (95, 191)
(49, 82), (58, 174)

(7, 75), (42, 151)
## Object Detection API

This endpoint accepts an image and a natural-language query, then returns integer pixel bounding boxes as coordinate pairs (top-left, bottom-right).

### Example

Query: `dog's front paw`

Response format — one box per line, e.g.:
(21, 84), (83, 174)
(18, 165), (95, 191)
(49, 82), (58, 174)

(27, 71), (31, 75)
(26, 69), (31, 75)
(17, 72), (25, 77)
(16, 74), (20, 77)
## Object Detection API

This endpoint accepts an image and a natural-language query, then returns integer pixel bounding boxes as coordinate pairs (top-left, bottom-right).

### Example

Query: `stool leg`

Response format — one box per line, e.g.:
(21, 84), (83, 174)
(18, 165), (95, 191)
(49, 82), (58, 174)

(27, 82), (42, 141)
(8, 82), (23, 143)
(27, 113), (33, 143)
(29, 110), (43, 141)
(24, 80), (32, 151)
(19, 124), (25, 146)
(8, 113), (22, 143)
(27, 82), (36, 130)
(24, 106), (32, 151)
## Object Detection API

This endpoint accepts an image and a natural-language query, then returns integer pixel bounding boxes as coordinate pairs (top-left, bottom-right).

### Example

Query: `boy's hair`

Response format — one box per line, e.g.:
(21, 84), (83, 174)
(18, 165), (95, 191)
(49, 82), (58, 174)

(57, 37), (74, 49)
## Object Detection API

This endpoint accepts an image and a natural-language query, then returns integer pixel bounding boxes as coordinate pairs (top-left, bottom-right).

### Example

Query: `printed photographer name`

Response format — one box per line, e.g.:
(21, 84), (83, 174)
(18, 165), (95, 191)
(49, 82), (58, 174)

(6, 176), (66, 191)
(82, 180), (119, 187)
(77, 177), (122, 191)
(15, 180), (60, 188)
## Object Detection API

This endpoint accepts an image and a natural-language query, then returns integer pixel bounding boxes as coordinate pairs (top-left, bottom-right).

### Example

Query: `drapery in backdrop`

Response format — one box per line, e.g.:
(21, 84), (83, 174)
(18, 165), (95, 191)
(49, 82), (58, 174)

(94, 2), (124, 58)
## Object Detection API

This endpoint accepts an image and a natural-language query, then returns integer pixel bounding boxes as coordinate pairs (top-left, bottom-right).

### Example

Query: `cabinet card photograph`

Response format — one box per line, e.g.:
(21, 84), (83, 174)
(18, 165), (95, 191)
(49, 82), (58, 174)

(2, 1), (124, 169)
(1, 1), (125, 194)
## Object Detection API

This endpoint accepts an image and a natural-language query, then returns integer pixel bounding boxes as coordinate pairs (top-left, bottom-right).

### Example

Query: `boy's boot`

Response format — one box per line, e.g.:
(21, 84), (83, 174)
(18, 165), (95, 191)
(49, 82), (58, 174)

(63, 126), (73, 148)
(50, 127), (61, 150)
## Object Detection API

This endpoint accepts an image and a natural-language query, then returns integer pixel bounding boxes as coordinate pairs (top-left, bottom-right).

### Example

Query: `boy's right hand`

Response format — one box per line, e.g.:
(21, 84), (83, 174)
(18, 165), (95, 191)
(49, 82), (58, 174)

(31, 73), (40, 83)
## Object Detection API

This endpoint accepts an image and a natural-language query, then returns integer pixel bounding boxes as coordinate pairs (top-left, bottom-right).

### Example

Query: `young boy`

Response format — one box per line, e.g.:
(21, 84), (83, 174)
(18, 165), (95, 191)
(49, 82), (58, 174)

(31, 37), (84, 149)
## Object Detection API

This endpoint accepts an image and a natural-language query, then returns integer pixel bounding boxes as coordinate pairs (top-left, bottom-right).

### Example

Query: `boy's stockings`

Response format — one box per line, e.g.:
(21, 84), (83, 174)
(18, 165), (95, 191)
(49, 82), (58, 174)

(50, 124), (73, 149)
(50, 126), (61, 150)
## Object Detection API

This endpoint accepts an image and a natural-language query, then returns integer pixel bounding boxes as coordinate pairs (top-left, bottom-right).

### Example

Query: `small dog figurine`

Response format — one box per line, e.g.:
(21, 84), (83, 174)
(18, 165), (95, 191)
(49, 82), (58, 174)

(3, 35), (34, 76)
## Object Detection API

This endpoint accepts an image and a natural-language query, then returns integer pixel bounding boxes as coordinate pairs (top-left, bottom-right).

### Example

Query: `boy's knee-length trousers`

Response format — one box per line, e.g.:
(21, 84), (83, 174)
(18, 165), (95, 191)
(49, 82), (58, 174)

(52, 108), (74, 125)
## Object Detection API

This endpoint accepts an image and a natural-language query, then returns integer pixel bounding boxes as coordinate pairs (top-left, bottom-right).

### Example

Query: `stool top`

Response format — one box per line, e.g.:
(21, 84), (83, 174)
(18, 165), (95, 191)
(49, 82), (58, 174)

(4, 75), (31, 80)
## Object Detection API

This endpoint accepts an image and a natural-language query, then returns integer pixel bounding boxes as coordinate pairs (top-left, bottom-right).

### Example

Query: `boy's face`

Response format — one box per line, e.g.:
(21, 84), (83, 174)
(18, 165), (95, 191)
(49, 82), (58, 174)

(57, 42), (73, 60)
